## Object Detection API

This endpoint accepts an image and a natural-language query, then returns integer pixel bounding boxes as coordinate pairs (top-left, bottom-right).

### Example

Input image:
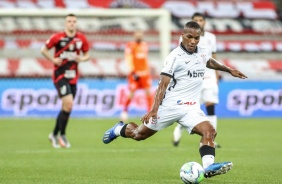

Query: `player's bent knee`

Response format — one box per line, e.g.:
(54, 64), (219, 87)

(203, 128), (216, 139)
(63, 101), (73, 112)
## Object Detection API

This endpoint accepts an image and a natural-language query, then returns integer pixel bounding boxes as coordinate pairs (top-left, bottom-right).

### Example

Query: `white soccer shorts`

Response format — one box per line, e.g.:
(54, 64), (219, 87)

(145, 105), (209, 134)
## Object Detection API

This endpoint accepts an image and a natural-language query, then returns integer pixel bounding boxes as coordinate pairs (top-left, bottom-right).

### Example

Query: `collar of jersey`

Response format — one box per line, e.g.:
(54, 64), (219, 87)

(64, 31), (77, 38)
(180, 42), (198, 55)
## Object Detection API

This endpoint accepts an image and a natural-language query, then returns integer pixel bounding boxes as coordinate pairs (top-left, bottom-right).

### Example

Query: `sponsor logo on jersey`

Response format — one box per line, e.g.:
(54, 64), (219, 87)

(60, 51), (77, 60)
(69, 44), (75, 51)
(76, 41), (82, 49)
(60, 41), (66, 47)
(187, 70), (205, 78)
(177, 100), (196, 105)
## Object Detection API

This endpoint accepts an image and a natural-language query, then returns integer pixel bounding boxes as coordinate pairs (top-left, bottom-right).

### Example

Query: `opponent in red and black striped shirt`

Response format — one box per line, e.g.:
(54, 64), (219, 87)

(41, 14), (89, 148)
(44, 25), (89, 84)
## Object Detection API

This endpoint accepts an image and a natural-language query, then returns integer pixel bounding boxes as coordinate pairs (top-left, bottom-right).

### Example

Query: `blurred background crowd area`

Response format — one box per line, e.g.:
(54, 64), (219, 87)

(0, 0), (282, 80)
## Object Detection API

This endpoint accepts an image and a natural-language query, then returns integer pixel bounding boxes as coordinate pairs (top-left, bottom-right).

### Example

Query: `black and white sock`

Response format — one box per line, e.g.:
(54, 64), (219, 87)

(199, 145), (215, 169)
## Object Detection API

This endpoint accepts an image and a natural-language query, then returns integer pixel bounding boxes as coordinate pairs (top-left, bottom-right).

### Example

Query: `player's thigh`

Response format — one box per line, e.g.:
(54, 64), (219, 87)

(70, 84), (77, 98)
(61, 94), (74, 106)
(54, 79), (73, 98)
(139, 75), (152, 89)
(145, 106), (184, 131)
(128, 77), (138, 91)
(200, 86), (219, 104)
(61, 84), (76, 111)
(179, 108), (209, 134)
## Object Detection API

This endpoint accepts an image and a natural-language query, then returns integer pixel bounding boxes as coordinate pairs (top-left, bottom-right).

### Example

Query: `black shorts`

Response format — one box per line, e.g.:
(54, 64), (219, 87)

(54, 79), (77, 98)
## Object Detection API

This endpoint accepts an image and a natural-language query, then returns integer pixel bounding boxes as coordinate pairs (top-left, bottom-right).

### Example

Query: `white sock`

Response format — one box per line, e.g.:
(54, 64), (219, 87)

(114, 125), (123, 136)
(208, 115), (217, 130)
(173, 124), (183, 142)
(202, 155), (215, 169)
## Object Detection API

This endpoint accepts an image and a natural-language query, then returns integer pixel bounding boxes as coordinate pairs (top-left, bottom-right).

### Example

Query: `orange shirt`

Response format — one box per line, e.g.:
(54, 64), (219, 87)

(124, 41), (149, 75)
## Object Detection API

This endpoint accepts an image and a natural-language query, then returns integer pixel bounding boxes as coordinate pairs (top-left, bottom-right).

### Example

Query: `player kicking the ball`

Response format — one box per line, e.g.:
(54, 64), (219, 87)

(102, 21), (247, 178)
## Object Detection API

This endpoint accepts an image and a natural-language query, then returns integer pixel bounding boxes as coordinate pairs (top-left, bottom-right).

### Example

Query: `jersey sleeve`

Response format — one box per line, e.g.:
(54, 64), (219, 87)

(45, 34), (57, 49)
(81, 35), (89, 52)
(210, 34), (217, 53)
(124, 43), (134, 72)
(161, 55), (177, 77)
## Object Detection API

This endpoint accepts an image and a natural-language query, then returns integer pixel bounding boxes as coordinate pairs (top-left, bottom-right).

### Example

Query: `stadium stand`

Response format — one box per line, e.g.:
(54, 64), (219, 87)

(0, 0), (281, 79)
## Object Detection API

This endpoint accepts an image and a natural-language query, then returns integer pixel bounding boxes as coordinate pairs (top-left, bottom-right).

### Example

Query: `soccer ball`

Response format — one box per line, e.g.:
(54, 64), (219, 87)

(180, 161), (205, 184)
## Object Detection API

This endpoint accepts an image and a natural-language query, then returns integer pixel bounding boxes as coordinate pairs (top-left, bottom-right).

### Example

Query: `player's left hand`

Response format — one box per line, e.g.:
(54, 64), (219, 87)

(230, 69), (248, 79)
(141, 110), (157, 124)
(74, 56), (83, 63)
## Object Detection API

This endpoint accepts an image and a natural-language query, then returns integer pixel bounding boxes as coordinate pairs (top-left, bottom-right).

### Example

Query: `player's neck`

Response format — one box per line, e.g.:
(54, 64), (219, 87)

(201, 30), (205, 36)
(65, 29), (76, 37)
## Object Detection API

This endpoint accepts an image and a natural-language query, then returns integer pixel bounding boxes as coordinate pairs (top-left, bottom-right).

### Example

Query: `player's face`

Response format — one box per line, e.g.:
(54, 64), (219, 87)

(65, 16), (77, 32)
(181, 28), (201, 53)
(134, 31), (143, 43)
(192, 16), (205, 32)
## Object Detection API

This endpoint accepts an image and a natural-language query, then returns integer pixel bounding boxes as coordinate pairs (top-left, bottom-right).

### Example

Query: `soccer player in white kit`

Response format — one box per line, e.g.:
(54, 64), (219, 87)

(173, 12), (221, 147)
(102, 21), (247, 178)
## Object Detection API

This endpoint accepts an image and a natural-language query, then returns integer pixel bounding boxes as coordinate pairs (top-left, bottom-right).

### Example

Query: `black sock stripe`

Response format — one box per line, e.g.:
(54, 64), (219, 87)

(199, 145), (215, 158)
(120, 124), (128, 138)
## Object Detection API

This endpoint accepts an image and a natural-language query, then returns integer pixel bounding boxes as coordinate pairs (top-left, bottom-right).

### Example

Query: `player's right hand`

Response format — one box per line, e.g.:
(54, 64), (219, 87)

(53, 58), (63, 66)
(132, 73), (140, 81)
(141, 110), (157, 124)
(229, 69), (248, 79)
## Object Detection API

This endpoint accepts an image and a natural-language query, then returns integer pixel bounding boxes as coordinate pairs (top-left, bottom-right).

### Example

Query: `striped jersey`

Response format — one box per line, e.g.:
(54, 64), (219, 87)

(45, 31), (89, 84)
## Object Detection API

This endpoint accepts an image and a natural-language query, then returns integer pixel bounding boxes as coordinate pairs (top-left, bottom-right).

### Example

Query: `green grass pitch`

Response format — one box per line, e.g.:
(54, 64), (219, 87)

(0, 118), (281, 184)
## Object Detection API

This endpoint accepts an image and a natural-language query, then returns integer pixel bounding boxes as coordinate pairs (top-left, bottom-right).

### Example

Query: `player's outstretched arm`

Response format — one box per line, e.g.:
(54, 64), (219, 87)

(206, 58), (247, 79)
(141, 75), (170, 124)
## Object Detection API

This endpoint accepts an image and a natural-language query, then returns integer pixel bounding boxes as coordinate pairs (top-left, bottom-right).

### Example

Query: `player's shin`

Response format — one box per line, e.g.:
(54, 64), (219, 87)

(54, 110), (69, 135)
(122, 123), (138, 138)
(199, 145), (215, 169)
(123, 98), (131, 112)
(60, 110), (71, 135)
(53, 117), (60, 136)
(56, 110), (70, 135)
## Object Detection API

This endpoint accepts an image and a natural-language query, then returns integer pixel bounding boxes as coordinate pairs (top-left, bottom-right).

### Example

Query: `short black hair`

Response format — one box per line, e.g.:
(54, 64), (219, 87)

(184, 21), (201, 30)
(192, 12), (205, 20)
(66, 13), (76, 18)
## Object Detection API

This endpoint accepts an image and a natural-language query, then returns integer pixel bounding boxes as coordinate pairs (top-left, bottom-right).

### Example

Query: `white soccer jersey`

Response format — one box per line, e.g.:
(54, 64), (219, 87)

(179, 32), (217, 88)
(160, 44), (211, 108)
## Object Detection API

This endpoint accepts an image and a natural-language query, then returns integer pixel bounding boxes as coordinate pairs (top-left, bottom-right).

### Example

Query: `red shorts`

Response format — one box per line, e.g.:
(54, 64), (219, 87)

(128, 74), (151, 91)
